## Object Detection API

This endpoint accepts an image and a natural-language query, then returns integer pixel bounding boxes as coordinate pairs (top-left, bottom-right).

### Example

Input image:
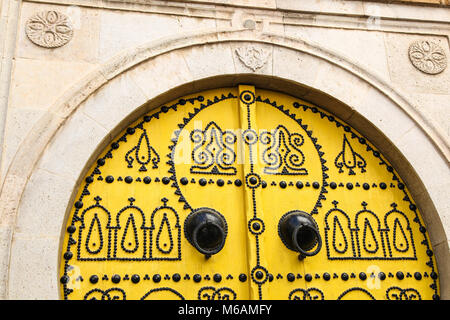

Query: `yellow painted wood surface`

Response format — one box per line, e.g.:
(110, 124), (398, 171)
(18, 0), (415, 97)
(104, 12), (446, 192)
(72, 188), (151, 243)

(60, 86), (439, 300)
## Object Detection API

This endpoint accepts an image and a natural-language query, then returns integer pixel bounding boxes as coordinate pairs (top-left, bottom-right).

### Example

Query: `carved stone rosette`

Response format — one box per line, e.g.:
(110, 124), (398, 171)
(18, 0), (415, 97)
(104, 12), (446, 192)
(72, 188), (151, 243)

(408, 40), (447, 75)
(26, 11), (74, 48)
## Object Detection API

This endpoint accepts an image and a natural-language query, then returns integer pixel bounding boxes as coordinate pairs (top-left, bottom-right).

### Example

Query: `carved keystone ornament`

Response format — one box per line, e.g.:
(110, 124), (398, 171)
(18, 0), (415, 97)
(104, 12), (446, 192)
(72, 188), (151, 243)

(235, 46), (271, 72)
(26, 11), (74, 48)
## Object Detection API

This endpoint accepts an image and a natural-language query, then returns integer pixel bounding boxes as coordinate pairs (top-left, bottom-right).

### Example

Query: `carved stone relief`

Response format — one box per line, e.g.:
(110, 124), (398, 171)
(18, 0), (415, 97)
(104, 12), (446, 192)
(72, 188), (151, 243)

(235, 46), (271, 72)
(25, 11), (74, 48)
(408, 40), (447, 75)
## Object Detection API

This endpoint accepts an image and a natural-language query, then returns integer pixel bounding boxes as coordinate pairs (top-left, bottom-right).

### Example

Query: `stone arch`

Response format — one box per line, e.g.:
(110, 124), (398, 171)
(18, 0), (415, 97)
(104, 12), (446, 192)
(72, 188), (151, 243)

(0, 28), (448, 299)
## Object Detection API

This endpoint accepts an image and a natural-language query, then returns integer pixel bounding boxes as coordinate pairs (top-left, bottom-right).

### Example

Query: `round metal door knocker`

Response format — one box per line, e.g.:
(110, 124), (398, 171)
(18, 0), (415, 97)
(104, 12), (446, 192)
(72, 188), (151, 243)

(184, 208), (228, 258)
(278, 210), (322, 260)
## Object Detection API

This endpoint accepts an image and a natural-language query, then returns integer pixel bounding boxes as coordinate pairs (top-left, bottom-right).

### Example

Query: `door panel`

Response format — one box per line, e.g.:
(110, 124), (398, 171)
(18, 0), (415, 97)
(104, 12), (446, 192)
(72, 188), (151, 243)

(59, 86), (439, 300)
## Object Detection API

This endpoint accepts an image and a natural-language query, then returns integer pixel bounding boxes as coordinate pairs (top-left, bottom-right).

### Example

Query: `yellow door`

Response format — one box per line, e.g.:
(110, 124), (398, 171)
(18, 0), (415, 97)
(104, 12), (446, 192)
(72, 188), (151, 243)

(59, 86), (439, 300)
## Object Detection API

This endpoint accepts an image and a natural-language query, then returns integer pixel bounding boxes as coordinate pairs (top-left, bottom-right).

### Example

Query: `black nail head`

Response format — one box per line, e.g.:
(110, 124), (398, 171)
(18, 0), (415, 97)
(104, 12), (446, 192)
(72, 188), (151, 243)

(180, 177), (188, 185)
(359, 272), (367, 280)
(63, 252), (73, 260)
(380, 182), (387, 190)
(409, 204), (417, 211)
(396, 271), (404, 280)
(378, 272), (386, 280)
(143, 176), (151, 184)
(213, 274), (222, 283)
(193, 274), (201, 283)
(126, 127), (135, 135)
(341, 273), (349, 281)
(346, 183), (353, 190)
(217, 179), (224, 187)
(330, 182), (337, 189)
(261, 181), (267, 188)
(111, 142), (119, 150)
(199, 178), (207, 186)
(255, 271), (264, 279)
(268, 274), (274, 282)
(249, 177), (258, 185)
(172, 273), (181, 282)
(105, 175), (114, 183)
(287, 273), (295, 282)
(296, 181), (304, 189)
(112, 274), (121, 284)
(323, 273), (330, 281)
(252, 222), (260, 231)
(234, 179), (242, 187)
(75, 201), (83, 209)
(280, 181), (287, 189)
(239, 274), (247, 282)
(305, 274), (312, 282)
(125, 176), (133, 184)
(363, 183), (370, 190)
(430, 272), (438, 280)
(162, 177), (170, 185)
(131, 274), (140, 284)
(97, 159), (105, 166)
(144, 115), (151, 122)
(161, 106), (169, 113)
(427, 249), (433, 257)
(85, 176), (94, 184)
(60, 275), (69, 284)
(153, 274), (161, 283)
(313, 182), (320, 189)
(414, 272), (422, 280)
(67, 225), (76, 234)
(89, 275), (99, 284)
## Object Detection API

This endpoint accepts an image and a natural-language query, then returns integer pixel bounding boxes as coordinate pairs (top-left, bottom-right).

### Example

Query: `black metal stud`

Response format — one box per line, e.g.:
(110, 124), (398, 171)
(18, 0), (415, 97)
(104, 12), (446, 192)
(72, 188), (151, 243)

(239, 274), (247, 282)
(67, 226), (76, 234)
(105, 175), (114, 183)
(74, 201), (83, 209)
(89, 275), (99, 284)
(359, 272), (367, 280)
(287, 273), (295, 282)
(143, 176), (151, 184)
(125, 176), (133, 184)
(172, 274), (181, 282)
(280, 181), (287, 189)
(180, 177), (188, 185)
(396, 271), (404, 280)
(323, 272), (330, 281)
(296, 181), (304, 189)
(63, 252), (73, 260)
(153, 274), (161, 283)
(305, 274), (312, 282)
(213, 274), (222, 283)
(131, 274), (140, 284)
(112, 274), (121, 284)
(193, 274), (202, 283)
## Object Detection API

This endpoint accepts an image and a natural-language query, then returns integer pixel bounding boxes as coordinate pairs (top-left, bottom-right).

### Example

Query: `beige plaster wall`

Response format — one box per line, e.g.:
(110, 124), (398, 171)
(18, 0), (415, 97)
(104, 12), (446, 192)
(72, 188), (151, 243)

(0, 0), (448, 299)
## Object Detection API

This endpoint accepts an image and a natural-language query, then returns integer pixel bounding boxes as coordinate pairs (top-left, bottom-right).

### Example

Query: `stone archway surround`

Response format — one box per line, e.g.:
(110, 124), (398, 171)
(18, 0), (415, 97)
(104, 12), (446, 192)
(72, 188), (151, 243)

(0, 28), (448, 299)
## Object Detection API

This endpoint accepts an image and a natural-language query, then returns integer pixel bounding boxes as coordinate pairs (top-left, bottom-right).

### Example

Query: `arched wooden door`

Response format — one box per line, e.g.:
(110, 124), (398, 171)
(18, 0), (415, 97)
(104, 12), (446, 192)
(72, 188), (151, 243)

(59, 86), (439, 300)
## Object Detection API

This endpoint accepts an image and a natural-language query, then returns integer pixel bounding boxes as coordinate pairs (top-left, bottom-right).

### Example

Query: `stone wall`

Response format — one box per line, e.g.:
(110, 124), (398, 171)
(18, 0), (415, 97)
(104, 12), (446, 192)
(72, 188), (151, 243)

(0, 0), (448, 299)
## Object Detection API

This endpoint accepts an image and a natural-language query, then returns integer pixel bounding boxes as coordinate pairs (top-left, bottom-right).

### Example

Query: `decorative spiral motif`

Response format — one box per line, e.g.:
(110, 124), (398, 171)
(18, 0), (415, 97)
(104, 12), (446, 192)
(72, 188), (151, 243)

(26, 11), (73, 48)
(408, 40), (447, 75)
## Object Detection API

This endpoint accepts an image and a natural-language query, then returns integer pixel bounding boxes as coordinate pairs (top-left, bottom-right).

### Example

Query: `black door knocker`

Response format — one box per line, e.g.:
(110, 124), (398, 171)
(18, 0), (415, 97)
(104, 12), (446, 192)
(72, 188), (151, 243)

(278, 210), (322, 260)
(184, 207), (228, 258)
